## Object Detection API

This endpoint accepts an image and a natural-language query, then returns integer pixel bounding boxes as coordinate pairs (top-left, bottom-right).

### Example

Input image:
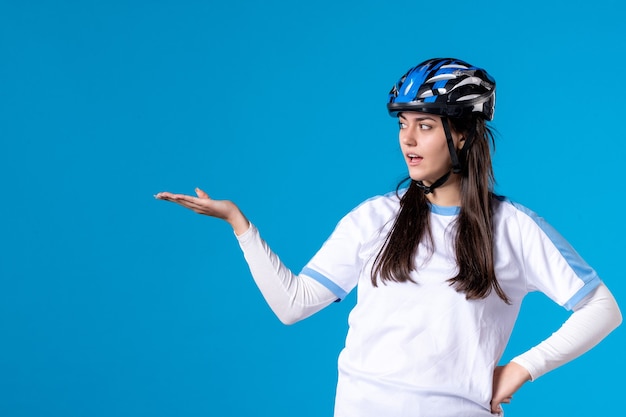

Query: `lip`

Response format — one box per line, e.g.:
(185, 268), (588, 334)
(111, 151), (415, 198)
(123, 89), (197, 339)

(406, 153), (423, 166)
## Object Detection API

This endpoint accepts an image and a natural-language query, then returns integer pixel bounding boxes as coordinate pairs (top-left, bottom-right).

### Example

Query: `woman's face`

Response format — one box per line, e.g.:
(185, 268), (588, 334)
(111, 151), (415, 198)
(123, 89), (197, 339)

(398, 112), (464, 185)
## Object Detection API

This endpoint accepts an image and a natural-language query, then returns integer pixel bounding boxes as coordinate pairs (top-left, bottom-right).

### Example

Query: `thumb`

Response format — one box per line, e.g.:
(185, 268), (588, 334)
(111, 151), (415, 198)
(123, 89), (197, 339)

(195, 187), (210, 199)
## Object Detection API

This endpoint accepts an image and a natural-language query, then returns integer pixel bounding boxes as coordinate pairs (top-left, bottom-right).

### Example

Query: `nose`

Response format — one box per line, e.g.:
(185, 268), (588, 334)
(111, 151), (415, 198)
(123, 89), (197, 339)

(400, 127), (417, 146)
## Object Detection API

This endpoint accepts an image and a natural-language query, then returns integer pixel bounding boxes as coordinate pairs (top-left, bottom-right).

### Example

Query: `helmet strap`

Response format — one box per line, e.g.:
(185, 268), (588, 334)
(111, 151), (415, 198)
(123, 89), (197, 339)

(442, 117), (476, 174)
(415, 172), (451, 195)
(442, 117), (462, 173)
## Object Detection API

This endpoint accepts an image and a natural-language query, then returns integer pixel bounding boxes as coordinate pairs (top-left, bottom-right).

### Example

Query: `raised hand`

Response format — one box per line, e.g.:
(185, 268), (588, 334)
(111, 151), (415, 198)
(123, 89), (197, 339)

(155, 188), (250, 235)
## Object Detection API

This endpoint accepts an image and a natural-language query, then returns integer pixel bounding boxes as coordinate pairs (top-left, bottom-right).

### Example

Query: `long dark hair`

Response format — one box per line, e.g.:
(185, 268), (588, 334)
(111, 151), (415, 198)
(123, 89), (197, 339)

(371, 115), (510, 303)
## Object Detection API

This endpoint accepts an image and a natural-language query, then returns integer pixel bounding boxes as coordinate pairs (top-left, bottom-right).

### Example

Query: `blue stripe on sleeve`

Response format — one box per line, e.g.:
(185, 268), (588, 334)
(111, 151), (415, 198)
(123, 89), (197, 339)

(563, 276), (602, 310)
(300, 266), (348, 301)
(499, 196), (602, 310)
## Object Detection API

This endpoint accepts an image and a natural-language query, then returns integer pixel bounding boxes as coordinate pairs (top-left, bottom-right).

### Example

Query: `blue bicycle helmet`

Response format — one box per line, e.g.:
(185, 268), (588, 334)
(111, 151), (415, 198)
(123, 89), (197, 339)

(387, 58), (496, 192)
(387, 58), (496, 121)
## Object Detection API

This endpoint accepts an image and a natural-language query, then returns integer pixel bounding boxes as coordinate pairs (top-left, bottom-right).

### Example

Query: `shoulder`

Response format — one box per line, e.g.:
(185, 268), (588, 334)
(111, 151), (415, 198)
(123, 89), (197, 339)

(333, 190), (402, 237)
(352, 189), (402, 214)
(492, 194), (564, 244)
(492, 194), (548, 228)
(345, 190), (402, 223)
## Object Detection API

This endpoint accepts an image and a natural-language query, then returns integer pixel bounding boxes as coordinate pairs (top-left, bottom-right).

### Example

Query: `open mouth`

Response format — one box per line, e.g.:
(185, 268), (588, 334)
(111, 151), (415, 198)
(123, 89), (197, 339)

(407, 153), (422, 163)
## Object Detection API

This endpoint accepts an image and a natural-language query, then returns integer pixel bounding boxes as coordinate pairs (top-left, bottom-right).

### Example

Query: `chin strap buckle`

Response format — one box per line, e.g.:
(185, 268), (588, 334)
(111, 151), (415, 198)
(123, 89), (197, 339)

(415, 171), (452, 195)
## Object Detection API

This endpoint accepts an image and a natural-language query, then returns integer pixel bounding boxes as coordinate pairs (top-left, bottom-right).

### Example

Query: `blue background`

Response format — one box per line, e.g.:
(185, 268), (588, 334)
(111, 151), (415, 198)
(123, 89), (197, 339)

(1, 0), (624, 416)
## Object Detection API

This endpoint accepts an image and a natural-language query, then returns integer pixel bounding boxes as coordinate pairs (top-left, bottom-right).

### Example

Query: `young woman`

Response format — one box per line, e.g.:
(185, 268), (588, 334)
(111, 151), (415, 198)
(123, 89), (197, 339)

(155, 58), (621, 416)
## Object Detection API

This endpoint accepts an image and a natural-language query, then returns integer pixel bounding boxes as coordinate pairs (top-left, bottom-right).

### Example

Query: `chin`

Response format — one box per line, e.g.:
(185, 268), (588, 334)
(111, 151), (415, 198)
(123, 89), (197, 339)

(407, 171), (428, 182)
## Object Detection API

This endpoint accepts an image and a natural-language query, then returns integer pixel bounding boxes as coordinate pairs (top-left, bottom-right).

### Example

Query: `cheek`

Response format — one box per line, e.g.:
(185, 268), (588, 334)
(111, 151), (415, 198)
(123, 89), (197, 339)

(427, 138), (453, 168)
(433, 148), (451, 166)
(425, 136), (450, 155)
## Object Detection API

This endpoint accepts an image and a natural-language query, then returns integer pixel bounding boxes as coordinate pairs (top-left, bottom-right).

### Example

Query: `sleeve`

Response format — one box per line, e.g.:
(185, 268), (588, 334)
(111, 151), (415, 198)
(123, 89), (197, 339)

(299, 197), (387, 301)
(511, 282), (622, 380)
(236, 223), (337, 325)
(514, 205), (602, 310)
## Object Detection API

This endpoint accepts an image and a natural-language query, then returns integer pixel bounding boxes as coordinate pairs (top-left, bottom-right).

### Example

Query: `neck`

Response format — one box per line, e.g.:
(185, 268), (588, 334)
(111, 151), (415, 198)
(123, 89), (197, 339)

(423, 174), (462, 207)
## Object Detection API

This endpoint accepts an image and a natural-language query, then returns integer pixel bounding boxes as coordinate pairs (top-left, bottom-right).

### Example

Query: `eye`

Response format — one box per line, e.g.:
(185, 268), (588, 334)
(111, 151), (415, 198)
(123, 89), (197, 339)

(398, 121), (407, 130)
(419, 123), (432, 130)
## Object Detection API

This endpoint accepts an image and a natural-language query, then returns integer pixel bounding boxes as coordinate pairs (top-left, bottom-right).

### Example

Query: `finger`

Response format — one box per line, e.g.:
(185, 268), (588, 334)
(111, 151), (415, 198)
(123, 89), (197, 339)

(162, 200), (205, 214)
(155, 192), (192, 201)
(158, 193), (200, 207)
(154, 192), (174, 200)
(156, 194), (183, 203)
(195, 187), (210, 199)
(168, 197), (204, 209)
(168, 196), (216, 214)
(490, 403), (503, 414)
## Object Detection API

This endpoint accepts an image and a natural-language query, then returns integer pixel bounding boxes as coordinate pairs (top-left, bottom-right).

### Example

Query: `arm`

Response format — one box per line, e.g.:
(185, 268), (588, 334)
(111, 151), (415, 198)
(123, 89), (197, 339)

(155, 188), (337, 324)
(491, 283), (621, 413)
(236, 224), (337, 324)
(511, 283), (621, 379)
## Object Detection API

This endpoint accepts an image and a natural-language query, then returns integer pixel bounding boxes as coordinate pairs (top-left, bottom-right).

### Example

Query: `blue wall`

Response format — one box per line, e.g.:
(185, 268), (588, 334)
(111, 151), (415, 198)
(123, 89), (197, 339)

(1, 1), (623, 415)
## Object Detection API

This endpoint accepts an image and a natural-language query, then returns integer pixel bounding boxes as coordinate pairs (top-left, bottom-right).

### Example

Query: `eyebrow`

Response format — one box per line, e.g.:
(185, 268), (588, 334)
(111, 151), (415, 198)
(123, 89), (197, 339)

(398, 114), (437, 122)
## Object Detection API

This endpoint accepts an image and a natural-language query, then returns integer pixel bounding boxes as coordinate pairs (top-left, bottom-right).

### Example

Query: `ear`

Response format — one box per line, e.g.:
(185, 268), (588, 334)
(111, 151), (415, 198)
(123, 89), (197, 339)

(456, 136), (466, 150)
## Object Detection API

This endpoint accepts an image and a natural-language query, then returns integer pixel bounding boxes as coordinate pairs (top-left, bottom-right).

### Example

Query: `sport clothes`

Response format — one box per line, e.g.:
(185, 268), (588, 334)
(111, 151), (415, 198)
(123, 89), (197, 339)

(511, 283), (620, 380)
(235, 191), (619, 416)
(300, 192), (600, 417)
